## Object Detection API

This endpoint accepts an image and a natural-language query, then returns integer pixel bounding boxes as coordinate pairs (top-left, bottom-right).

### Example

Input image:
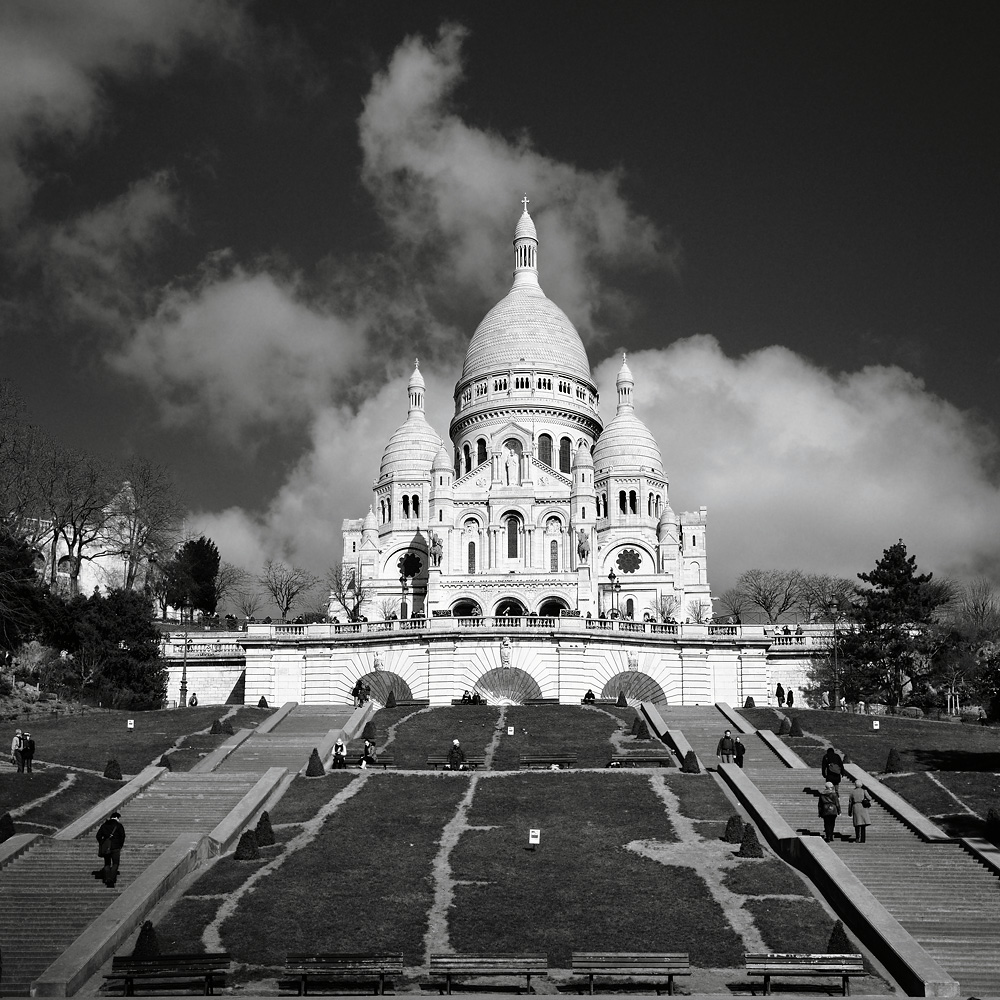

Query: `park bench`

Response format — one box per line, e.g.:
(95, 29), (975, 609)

(608, 752), (674, 768)
(104, 953), (230, 995)
(428, 953), (548, 994)
(426, 754), (487, 770)
(745, 953), (865, 995)
(281, 952), (403, 995)
(450, 699), (489, 706)
(518, 753), (577, 769)
(395, 699), (430, 708)
(580, 698), (618, 705)
(569, 952), (691, 995)
(345, 744), (394, 769)
(524, 697), (560, 705)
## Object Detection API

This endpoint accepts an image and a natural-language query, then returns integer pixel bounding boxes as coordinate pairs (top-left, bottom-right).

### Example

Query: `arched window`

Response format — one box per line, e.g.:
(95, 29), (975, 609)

(477, 438), (487, 465)
(619, 490), (627, 514)
(463, 443), (472, 474)
(402, 495), (410, 518)
(550, 539), (559, 572)
(412, 494), (420, 518)
(626, 598), (634, 619)
(629, 490), (637, 514)
(468, 541), (476, 574)
(538, 434), (552, 467)
(648, 493), (653, 516)
(600, 493), (607, 518)
(507, 517), (519, 558)
(454, 452), (461, 477)
(559, 436), (571, 473)
(655, 495), (661, 516)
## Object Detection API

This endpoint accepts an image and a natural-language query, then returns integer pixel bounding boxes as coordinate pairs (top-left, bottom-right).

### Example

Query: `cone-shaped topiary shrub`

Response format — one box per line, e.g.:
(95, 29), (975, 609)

(744, 696), (756, 709)
(986, 808), (1000, 841)
(104, 759), (123, 780)
(305, 748), (325, 777)
(0, 812), (15, 843)
(630, 717), (640, 736)
(257, 696), (268, 708)
(633, 719), (652, 741)
(723, 814), (745, 844)
(826, 919), (852, 954)
(884, 747), (903, 773)
(778, 717), (792, 736)
(386, 690), (397, 709)
(234, 829), (259, 860)
(737, 824), (764, 858)
(210, 719), (224, 735)
(616, 691), (628, 708)
(132, 920), (161, 959)
(221, 718), (234, 735)
(362, 720), (376, 740)
(157, 754), (172, 770)
(255, 810), (275, 846)
(681, 750), (701, 774)
(789, 716), (804, 737)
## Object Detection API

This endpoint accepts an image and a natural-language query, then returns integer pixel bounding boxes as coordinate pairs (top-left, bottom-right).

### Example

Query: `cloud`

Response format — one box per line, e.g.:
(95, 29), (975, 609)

(0, 0), (248, 228)
(596, 337), (1000, 588)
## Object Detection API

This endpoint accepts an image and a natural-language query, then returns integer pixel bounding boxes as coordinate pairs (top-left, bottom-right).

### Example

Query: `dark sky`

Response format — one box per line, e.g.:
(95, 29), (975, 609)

(1, 1), (997, 586)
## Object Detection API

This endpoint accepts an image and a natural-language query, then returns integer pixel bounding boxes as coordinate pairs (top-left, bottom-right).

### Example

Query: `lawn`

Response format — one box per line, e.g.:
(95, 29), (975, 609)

(1, 769), (66, 814)
(372, 704), (501, 767)
(16, 769), (122, 831)
(268, 772), (357, 825)
(160, 707), (273, 771)
(490, 705), (627, 769)
(723, 859), (811, 896)
(880, 771), (1000, 841)
(744, 898), (834, 952)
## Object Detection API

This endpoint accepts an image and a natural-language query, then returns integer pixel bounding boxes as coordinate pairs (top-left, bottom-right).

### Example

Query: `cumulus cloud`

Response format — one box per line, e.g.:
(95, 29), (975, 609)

(596, 337), (1000, 588)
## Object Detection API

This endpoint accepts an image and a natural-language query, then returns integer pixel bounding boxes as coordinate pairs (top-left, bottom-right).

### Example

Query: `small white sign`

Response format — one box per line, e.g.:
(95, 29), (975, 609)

(528, 829), (540, 845)
(127, 719), (135, 731)
(507, 726), (515, 736)
(872, 720), (880, 730)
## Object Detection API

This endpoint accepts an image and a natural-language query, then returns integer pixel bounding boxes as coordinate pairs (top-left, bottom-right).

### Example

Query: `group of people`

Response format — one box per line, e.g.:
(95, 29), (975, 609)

(9, 728), (35, 773)
(715, 729), (747, 767)
(459, 689), (486, 705)
(817, 745), (871, 843)
(350, 679), (372, 707)
(331, 737), (378, 769)
(774, 683), (795, 708)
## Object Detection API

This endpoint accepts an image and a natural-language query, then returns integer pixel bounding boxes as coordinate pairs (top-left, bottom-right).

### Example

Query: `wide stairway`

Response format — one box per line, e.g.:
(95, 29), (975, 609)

(664, 705), (790, 771)
(750, 768), (1000, 996)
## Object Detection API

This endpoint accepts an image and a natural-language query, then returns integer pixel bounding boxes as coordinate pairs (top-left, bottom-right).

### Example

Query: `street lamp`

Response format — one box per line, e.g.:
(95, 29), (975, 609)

(828, 596), (841, 711)
(400, 574), (408, 620)
(179, 634), (193, 708)
(608, 569), (622, 617)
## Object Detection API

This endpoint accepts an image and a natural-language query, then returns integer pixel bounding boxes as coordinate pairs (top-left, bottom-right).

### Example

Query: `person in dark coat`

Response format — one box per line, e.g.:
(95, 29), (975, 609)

(716, 730), (735, 764)
(360, 740), (377, 768)
(775, 683), (785, 707)
(847, 779), (872, 842)
(447, 739), (466, 771)
(94, 810), (126, 886)
(821, 746), (845, 787)
(20, 731), (34, 773)
(734, 736), (746, 768)
(817, 782), (841, 842)
(10, 729), (24, 772)
(786, 690), (795, 708)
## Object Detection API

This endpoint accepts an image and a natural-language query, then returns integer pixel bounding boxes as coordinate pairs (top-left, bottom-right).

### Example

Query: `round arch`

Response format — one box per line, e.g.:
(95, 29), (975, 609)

(601, 541), (657, 578)
(494, 597), (527, 616)
(600, 672), (666, 706)
(538, 596), (570, 617)
(451, 598), (482, 617)
(473, 666), (542, 705)
(355, 670), (413, 707)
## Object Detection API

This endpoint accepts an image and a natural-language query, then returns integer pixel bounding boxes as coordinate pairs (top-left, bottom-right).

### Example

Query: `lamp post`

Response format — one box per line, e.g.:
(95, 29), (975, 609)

(608, 569), (622, 617)
(400, 574), (408, 620)
(828, 597), (841, 712)
(179, 634), (193, 708)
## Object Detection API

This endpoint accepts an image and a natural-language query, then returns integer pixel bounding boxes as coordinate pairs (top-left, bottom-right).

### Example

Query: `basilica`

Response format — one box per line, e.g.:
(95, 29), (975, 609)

(341, 203), (711, 624)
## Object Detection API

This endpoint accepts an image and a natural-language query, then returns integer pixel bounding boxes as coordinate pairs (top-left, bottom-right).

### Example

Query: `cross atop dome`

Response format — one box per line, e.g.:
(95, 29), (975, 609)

(512, 198), (538, 285)
(521, 193), (530, 212)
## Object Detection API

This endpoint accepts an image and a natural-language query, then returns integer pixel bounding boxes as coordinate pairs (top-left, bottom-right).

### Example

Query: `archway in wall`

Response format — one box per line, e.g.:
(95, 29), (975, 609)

(494, 597), (527, 616)
(452, 599), (482, 617)
(538, 597), (569, 617)
(474, 667), (542, 705)
(355, 670), (413, 707)
(600, 672), (666, 706)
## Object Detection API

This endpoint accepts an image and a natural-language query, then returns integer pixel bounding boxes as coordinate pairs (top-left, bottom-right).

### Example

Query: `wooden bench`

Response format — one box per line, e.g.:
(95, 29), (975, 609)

(570, 952), (691, 995)
(345, 744), (394, 769)
(608, 753), (674, 768)
(450, 699), (489, 706)
(426, 754), (487, 770)
(395, 699), (430, 708)
(519, 753), (577, 769)
(524, 698), (560, 705)
(104, 953), (230, 995)
(282, 952), (403, 995)
(429, 954), (548, 994)
(745, 953), (865, 995)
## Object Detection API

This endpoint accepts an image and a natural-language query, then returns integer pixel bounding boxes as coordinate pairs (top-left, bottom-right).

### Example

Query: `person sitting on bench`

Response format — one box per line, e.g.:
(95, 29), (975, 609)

(360, 739), (377, 768)
(583, 688), (596, 704)
(461, 689), (472, 704)
(447, 739), (467, 771)
(331, 738), (347, 769)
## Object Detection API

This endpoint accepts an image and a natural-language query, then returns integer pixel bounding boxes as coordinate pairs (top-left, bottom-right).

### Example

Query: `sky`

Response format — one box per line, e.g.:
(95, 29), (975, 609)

(1, 1), (998, 608)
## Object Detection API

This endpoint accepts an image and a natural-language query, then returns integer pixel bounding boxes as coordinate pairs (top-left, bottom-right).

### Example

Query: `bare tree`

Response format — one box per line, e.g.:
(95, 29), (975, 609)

(687, 599), (713, 623)
(647, 594), (681, 622)
(259, 560), (320, 619)
(215, 562), (251, 612)
(799, 574), (858, 622)
(326, 563), (372, 622)
(715, 587), (755, 623)
(232, 587), (266, 620)
(376, 596), (400, 621)
(736, 568), (805, 624)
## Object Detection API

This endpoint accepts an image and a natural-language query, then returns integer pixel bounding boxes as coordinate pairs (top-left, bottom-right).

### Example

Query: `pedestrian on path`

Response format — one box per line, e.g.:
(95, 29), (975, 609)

(734, 736), (746, 768)
(10, 729), (24, 772)
(786, 689), (795, 708)
(775, 682), (785, 707)
(716, 729), (735, 764)
(21, 731), (34, 773)
(93, 810), (126, 887)
(818, 781), (841, 842)
(821, 746), (845, 787)
(847, 779), (871, 843)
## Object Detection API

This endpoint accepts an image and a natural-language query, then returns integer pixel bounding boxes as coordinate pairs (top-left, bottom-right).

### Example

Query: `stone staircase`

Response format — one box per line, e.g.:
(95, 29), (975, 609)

(212, 733), (323, 772)
(266, 704), (355, 735)
(0, 840), (163, 997)
(749, 769), (1000, 995)
(664, 705), (790, 770)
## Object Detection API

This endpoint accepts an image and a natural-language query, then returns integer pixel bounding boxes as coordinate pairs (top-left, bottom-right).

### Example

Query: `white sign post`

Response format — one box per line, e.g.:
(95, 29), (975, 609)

(127, 719), (135, 732)
(528, 829), (540, 849)
(507, 726), (515, 737)
(872, 720), (880, 731)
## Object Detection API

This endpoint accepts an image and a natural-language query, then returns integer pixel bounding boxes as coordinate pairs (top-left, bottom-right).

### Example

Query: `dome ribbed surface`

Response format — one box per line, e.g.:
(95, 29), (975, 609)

(593, 412), (664, 476)
(461, 284), (592, 384)
(432, 443), (451, 471)
(379, 412), (440, 478)
(572, 442), (594, 468)
(514, 210), (537, 241)
(363, 507), (378, 530)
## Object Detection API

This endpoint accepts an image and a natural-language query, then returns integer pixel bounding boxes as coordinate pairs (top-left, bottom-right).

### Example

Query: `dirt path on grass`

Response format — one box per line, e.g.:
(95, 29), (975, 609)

(924, 770), (981, 816)
(10, 770), (76, 817)
(483, 706), (506, 768)
(637, 773), (770, 953)
(382, 707), (431, 749)
(201, 770), (372, 952)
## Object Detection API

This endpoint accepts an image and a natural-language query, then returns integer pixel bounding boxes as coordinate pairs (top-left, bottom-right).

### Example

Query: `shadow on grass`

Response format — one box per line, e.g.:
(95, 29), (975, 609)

(909, 748), (1000, 771)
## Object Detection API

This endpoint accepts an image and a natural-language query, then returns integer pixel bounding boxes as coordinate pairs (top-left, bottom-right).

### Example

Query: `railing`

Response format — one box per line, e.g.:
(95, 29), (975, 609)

(161, 642), (244, 657)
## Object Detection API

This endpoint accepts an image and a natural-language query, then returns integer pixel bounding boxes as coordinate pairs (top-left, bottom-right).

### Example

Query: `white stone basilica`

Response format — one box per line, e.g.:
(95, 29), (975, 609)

(341, 204), (711, 624)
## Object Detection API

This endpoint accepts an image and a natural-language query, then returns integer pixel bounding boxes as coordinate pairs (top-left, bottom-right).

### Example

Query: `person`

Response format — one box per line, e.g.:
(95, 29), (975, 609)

(11, 729), (24, 772)
(821, 746), (845, 787)
(716, 729), (735, 764)
(786, 690), (795, 709)
(188, 693), (198, 707)
(818, 781), (841, 842)
(583, 688), (596, 704)
(21, 731), (34, 774)
(447, 739), (466, 771)
(94, 810), (126, 886)
(775, 683), (785, 707)
(734, 735), (746, 769)
(360, 739), (377, 768)
(978, 707), (987, 726)
(461, 689), (472, 705)
(362, 682), (372, 705)
(350, 679), (362, 707)
(847, 779), (871, 843)
(331, 738), (347, 769)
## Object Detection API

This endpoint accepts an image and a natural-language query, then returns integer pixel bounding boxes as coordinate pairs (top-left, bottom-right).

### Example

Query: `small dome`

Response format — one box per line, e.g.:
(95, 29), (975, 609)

(514, 208), (537, 241)
(409, 361), (425, 391)
(593, 412), (664, 476)
(363, 506), (378, 530)
(432, 442), (452, 472)
(380, 411), (440, 479)
(572, 441), (593, 469)
(658, 502), (676, 525)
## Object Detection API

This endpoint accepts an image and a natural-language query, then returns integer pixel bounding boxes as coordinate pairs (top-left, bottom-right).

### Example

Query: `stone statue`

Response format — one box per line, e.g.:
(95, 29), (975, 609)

(500, 636), (512, 669)
(628, 652), (638, 671)
(373, 652), (383, 672)
(429, 531), (443, 567)
(504, 444), (520, 485)
(577, 529), (590, 563)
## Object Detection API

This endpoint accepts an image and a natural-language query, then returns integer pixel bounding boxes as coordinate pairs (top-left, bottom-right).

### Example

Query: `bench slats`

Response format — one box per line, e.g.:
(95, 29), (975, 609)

(283, 953), (403, 995)
(746, 953), (863, 996)
(429, 954), (548, 995)
(518, 754), (577, 768)
(571, 953), (690, 995)
(106, 953), (230, 996)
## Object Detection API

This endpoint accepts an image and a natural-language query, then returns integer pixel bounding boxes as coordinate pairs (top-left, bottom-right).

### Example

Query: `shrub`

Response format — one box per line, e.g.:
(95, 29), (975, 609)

(737, 824), (764, 858)
(899, 705), (924, 719)
(234, 829), (259, 860)
(210, 718), (224, 735)
(255, 810), (275, 847)
(305, 748), (325, 777)
(132, 920), (161, 959)
(633, 719), (652, 741)
(789, 716), (804, 737)
(0, 812), (15, 843)
(723, 814), (745, 844)
(744, 696), (756, 709)
(104, 759), (123, 780)
(616, 691), (627, 708)
(221, 718), (234, 736)
(884, 747), (903, 773)
(986, 808), (1000, 841)
(827, 919), (852, 954)
(157, 754), (172, 770)
(362, 720), (376, 740)
(257, 696), (268, 708)
(681, 750), (701, 774)
(778, 717), (792, 736)
(386, 690), (397, 709)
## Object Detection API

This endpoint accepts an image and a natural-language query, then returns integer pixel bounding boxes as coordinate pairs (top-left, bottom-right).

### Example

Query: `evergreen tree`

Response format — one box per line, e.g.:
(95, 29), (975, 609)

(0, 526), (46, 651)
(165, 536), (220, 618)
